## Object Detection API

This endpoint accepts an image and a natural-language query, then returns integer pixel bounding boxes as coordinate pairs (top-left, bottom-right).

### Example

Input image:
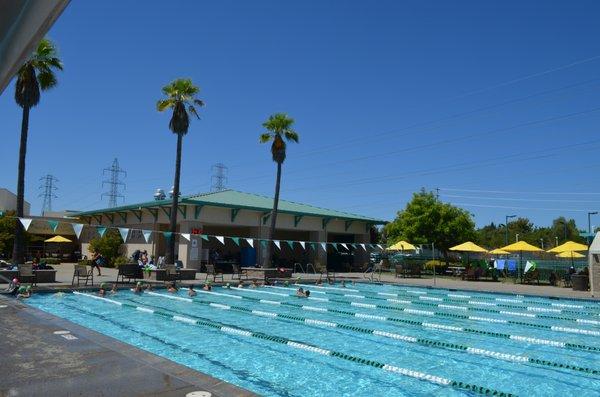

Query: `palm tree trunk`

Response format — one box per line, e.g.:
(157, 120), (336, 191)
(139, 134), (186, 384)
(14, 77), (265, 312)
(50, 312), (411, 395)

(165, 132), (183, 265)
(12, 105), (30, 265)
(264, 161), (282, 268)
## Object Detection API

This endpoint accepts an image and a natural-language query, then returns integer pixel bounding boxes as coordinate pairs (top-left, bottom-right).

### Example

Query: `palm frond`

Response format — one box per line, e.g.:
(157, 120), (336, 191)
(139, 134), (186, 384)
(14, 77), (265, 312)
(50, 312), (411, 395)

(284, 130), (299, 143)
(259, 133), (273, 143)
(188, 105), (200, 119)
(37, 70), (57, 90)
(156, 98), (175, 112)
(194, 99), (205, 107)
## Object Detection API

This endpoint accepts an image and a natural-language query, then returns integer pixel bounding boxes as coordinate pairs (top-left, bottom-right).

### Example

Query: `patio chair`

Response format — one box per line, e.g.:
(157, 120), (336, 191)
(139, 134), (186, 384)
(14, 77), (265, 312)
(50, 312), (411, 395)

(19, 264), (37, 286)
(205, 264), (224, 283)
(395, 264), (403, 278)
(232, 264), (248, 280)
(523, 269), (540, 285)
(163, 265), (181, 284)
(363, 261), (382, 282)
(72, 264), (93, 286)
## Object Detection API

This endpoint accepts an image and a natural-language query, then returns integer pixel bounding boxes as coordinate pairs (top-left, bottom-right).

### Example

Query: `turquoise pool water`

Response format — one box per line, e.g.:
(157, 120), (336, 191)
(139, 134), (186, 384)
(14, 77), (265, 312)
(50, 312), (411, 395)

(26, 283), (600, 396)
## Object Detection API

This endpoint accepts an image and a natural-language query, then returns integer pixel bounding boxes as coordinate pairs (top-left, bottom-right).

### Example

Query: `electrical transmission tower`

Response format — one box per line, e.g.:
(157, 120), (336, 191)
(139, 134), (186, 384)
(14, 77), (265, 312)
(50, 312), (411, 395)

(39, 174), (58, 215)
(211, 163), (228, 192)
(102, 158), (126, 207)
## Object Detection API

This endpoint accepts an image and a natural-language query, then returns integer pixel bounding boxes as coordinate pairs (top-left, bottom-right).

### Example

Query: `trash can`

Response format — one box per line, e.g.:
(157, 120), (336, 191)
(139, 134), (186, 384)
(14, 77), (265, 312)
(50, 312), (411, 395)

(571, 274), (589, 291)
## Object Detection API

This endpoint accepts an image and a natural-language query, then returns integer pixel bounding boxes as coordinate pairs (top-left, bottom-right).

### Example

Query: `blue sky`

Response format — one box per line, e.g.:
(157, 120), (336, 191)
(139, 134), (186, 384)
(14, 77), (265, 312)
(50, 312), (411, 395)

(2, 1), (600, 229)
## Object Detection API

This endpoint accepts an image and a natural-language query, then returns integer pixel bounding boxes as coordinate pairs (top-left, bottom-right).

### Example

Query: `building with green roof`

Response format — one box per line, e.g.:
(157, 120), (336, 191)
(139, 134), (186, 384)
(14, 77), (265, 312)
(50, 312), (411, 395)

(74, 190), (385, 270)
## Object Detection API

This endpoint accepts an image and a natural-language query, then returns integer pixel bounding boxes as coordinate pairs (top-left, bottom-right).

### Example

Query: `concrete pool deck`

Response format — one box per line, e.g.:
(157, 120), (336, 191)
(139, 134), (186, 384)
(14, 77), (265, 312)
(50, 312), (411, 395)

(0, 295), (257, 397)
(2, 263), (596, 301)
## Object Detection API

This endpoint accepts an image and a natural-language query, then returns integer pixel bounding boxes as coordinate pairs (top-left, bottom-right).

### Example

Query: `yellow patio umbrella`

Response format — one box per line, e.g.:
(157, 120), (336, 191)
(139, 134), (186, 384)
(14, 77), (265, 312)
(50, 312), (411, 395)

(500, 241), (543, 282)
(556, 251), (585, 258)
(44, 235), (72, 243)
(449, 241), (487, 268)
(387, 240), (416, 251)
(547, 241), (588, 254)
(556, 250), (586, 267)
(489, 248), (510, 255)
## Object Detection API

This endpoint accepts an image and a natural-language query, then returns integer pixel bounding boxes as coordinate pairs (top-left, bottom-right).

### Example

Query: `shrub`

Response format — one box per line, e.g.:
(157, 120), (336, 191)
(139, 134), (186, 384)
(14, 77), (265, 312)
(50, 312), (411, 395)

(113, 256), (130, 266)
(42, 258), (61, 265)
(89, 229), (124, 267)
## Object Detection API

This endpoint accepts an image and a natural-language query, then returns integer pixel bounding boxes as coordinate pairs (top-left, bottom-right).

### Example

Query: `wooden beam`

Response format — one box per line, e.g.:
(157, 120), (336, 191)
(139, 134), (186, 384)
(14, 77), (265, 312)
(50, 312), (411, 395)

(178, 205), (187, 218)
(231, 208), (240, 222)
(160, 206), (171, 218)
(365, 223), (372, 233)
(294, 215), (303, 227)
(322, 218), (331, 230)
(148, 208), (158, 222)
(105, 213), (114, 224)
(92, 214), (102, 224)
(345, 220), (353, 231)
(262, 212), (271, 225)
(194, 205), (203, 219)
(117, 212), (128, 223)
(132, 210), (142, 222)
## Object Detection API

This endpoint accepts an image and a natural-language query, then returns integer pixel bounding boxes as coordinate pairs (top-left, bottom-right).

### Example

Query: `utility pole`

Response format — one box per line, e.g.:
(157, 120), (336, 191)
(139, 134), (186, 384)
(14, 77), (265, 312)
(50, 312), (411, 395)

(588, 212), (598, 235)
(540, 238), (544, 250)
(210, 163), (228, 192)
(38, 174), (58, 215)
(102, 158), (126, 208)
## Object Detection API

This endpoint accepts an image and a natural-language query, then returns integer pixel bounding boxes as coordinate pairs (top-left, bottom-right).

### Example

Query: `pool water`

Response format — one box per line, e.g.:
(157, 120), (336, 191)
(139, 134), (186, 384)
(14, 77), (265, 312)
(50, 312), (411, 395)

(26, 283), (600, 396)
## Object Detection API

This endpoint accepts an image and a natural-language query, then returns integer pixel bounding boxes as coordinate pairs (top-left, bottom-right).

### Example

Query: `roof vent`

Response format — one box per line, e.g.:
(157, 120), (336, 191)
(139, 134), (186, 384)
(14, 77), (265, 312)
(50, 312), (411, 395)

(154, 189), (166, 201)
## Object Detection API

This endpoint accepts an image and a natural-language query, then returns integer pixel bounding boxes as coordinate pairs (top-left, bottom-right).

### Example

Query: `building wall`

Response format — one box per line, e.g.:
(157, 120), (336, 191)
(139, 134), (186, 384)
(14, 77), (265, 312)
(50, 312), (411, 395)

(80, 203), (373, 268)
(0, 188), (30, 215)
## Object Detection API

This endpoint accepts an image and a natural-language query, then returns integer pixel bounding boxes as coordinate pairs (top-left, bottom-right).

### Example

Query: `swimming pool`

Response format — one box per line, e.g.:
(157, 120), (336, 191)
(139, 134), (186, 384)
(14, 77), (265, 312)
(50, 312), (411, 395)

(26, 283), (600, 396)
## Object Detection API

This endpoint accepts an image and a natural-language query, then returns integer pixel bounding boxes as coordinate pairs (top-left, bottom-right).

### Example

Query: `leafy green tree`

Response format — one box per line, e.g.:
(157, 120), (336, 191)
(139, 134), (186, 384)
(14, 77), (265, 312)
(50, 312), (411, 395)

(259, 113), (299, 267)
(12, 38), (62, 264)
(157, 78), (204, 264)
(89, 229), (124, 266)
(0, 212), (17, 259)
(384, 190), (476, 263)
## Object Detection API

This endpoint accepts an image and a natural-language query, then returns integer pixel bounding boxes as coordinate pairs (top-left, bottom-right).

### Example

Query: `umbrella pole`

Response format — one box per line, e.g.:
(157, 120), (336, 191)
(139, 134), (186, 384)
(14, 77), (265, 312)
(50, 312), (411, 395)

(519, 251), (523, 283)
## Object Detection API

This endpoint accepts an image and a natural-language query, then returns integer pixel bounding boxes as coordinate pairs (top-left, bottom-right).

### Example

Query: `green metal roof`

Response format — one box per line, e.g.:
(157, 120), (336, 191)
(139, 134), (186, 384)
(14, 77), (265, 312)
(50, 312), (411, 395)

(74, 189), (385, 223)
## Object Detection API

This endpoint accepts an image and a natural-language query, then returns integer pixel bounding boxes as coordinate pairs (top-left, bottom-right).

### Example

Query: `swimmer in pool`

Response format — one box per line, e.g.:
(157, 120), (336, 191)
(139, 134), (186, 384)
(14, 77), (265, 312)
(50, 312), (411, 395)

(98, 283), (107, 296)
(188, 285), (197, 297)
(110, 284), (118, 294)
(202, 283), (212, 291)
(167, 282), (178, 293)
(16, 285), (31, 299)
(132, 282), (144, 294)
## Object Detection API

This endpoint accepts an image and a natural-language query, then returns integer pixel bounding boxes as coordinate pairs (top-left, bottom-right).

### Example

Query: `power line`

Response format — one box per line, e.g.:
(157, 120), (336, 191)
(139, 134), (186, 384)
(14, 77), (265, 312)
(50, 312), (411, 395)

(101, 158), (126, 208)
(210, 163), (228, 192)
(441, 194), (600, 204)
(440, 187), (600, 196)
(38, 174), (58, 215)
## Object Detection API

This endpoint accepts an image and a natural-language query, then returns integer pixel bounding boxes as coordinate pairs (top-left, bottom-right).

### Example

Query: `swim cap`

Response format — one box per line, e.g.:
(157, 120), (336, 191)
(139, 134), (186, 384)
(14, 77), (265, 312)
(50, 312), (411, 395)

(26, 286), (31, 291)
(12, 278), (18, 284)
(100, 283), (107, 289)
(226, 283), (230, 287)
(284, 281), (289, 286)
(137, 282), (142, 286)
(18, 286), (26, 293)
(206, 280), (212, 285)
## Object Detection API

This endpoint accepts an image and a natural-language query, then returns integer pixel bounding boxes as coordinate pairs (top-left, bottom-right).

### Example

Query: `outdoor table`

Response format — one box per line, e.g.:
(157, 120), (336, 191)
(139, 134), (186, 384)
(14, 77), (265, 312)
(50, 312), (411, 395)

(143, 268), (197, 281)
(0, 269), (57, 283)
(241, 267), (293, 280)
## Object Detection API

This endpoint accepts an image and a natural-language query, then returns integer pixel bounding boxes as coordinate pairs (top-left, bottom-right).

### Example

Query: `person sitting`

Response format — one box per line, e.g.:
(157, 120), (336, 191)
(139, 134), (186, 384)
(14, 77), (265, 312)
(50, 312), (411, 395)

(110, 284), (118, 294)
(132, 282), (144, 294)
(16, 285), (31, 299)
(167, 282), (178, 293)
(188, 285), (197, 297)
(98, 283), (107, 296)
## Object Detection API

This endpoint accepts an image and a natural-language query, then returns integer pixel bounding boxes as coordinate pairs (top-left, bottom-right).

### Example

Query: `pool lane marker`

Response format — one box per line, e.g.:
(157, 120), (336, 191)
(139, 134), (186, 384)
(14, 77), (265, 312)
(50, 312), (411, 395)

(249, 288), (600, 336)
(271, 286), (600, 325)
(131, 294), (600, 376)
(72, 292), (514, 396)
(176, 288), (600, 354)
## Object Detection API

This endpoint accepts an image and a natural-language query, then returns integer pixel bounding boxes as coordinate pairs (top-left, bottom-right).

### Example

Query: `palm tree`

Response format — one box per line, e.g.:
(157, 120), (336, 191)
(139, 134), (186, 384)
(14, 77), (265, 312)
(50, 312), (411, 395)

(260, 113), (299, 267)
(157, 78), (204, 265)
(12, 38), (62, 265)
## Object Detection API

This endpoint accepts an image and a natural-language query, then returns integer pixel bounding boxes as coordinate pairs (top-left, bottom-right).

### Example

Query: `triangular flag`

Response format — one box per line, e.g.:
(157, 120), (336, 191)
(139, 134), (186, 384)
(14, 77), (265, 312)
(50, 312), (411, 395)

(377, 244), (383, 250)
(163, 231), (172, 240)
(118, 227), (129, 242)
(71, 223), (84, 239)
(48, 220), (59, 232)
(245, 238), (254, 248)
(142, 230), (152, 243)
(340, 243), (348, 250)
(524, 261), (537, 273)
(274, 240), (281, 250)
(286, 240), (295, 249)
(320, 242), (327, 251)
(231, 237), (240, 246)
(360, 243), (366, 250)
(310, 242), (317, 251)
(96, 226), (107, 237)
(216, 236), (225, 245)
(260, 240), (268, 249)
(331, 243), (339, 251)
(201, 234), (209, 241)
(181, 233), (191, 241)
(299, 241), (306, 250)
(19, 218), (33, 231)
